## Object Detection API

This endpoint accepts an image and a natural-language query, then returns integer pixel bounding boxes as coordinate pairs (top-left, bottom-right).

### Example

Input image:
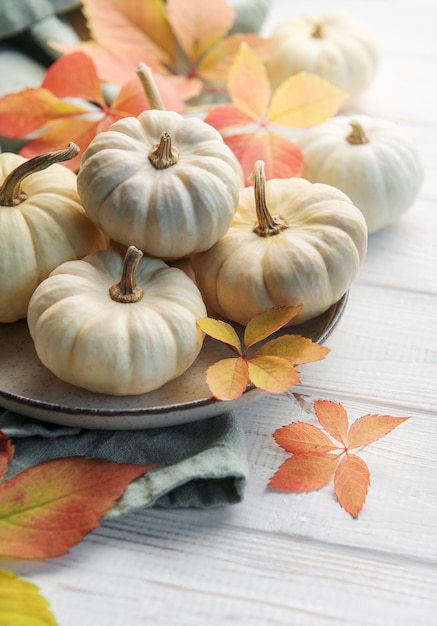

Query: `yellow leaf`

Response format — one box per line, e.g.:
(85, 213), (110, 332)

(244, 306), (302, 349)
(196, 318), (242, 353)
(206, 357), (249, 401)
(247, 355), (300, 393)
(257, 334), (330, 364)
(268, 72), (347, 128)
(227, 42), (271, 120)
(0, 569), (58, 625)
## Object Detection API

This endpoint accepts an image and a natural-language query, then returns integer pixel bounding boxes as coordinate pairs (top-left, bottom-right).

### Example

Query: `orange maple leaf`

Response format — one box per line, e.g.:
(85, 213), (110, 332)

(50, 0), (272, 102)
(196, 307), (330, 401)
(204, 42), (347, 181)
(269, 400), (410, 517)
(0, 51), (183, 170)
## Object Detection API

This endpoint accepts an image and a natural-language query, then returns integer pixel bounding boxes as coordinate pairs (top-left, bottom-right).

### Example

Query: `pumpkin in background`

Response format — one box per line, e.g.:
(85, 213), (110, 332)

(27, 246), (207, 395)
(297, 115), (424, 233)
(265, 11), (379, 100)
(191, 160), (368, 326)
(0, 143), (107, 323)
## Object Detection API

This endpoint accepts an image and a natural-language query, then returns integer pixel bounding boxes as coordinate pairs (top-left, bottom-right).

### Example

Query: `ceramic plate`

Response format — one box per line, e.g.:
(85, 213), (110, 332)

(0, 294), (347, 430)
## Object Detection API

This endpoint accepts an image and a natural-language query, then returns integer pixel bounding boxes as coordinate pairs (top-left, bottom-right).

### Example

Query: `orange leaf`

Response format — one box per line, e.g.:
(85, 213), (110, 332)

(273, 422), (339, 455)
(196, 318), (242, 353)
(247, 355), (300, 394)
(0, 432), (14, 482)
(167, 0), (235, 61)
(227, 42), (270, 120)
(257, 334), (330, 365)
(0, 458), (156, 559)
(268, 72), (347, 128)
(42, 52), (106, 107)
(204, 103), (254, 133)
(314, 399), (349, 447)
(206, 357), (249, 401)
(244, 306), (302, 349)
(269, 453), (341, 492)
(334, 453), (370, 518)
(347, 414), (410, 450)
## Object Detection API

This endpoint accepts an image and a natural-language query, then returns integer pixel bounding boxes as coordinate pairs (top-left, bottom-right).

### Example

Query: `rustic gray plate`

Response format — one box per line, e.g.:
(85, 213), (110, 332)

(0, 294), (347, 430)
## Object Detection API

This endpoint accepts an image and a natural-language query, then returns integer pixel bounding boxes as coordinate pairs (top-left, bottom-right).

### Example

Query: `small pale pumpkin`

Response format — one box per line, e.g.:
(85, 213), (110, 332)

(27, 246), (207, 396)
(297, 115), (424, 233)
(265, 11), (379, 99)
(77, 65), (243, 260)
(0, 143), (107, 323)
(191, 161), (367, 326)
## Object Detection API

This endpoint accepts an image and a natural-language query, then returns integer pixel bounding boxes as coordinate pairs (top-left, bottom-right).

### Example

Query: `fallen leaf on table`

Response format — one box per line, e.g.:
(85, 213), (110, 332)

(269, 399), (410, 517)
(204, 42), (347, 181)
(0, 431), (14, 482)
(197, 306), (329, 401)
(0, 457), (157, 559)
(0, 569), (58, 625)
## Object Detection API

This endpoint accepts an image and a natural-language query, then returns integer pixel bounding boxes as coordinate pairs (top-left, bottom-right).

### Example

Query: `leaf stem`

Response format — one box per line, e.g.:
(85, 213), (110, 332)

(250, 161), (288, 237)
(0, 143), (79, 207)
(109, 246), (144, 303)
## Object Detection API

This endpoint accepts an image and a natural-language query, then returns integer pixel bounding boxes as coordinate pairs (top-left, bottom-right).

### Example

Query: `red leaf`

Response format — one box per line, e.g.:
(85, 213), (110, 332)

(0, 457), (156, 559)
(314, 399), (349, 447)
(273, 422), (339, 455)
(42, 52), (106, 108)
(269, 453), (341, 492)
(334, 453), (370, 518)
(204, 103), (254, 133)
(347, 414), (410, 450)
(0, 432), (14, 482)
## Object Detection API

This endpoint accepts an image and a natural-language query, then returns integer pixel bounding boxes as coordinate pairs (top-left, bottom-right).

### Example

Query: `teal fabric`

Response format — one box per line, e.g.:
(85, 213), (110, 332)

(0, 0), (80, 39)
(0, 408), (248, 513)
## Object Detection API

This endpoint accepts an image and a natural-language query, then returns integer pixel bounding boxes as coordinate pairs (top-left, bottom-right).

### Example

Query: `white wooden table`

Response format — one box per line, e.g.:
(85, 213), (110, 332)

(6, 1), (437, 624)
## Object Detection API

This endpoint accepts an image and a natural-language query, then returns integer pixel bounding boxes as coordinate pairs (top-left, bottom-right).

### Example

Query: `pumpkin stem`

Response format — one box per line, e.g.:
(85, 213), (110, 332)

(148, 131), (180, 169)
(109, 245), (144, 303)
(0, 143), (79, 207)
(136, 62), (165, 111)
(346, 120), (370, 145)
(250, 161), (288, 237)
(312, 23), (324, 38)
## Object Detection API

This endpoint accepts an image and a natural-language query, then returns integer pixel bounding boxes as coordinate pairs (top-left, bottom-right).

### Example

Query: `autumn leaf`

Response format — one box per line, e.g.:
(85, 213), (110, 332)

(0, 457), (156, 559)
(0, 569), (58, 625)
(0, 51), (183, 170)
(50, 0), (272, 101)
(197, 306), (329, 401)
(204, 42), (347, 181)
(269, 399), (410, 517)
(0, 432), (14, 482)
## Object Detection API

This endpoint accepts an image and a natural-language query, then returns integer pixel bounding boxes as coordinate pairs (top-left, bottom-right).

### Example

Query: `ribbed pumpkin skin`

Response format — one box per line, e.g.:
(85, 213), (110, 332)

(266, 11), (379, 98)
(77, 110), (243, 259)
(297, 115), (424, 233)
(191, 177), (367, 326)
(0, 153), (107, 323)
(27, 251), (207, 396)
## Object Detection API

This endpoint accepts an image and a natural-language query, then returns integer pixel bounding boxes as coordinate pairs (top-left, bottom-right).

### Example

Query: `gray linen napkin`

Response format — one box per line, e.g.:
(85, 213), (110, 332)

(0, 408), (248, 514)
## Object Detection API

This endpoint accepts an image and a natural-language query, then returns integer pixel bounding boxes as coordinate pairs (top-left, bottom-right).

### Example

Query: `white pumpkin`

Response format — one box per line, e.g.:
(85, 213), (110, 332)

(191, 161), (367, 326)
(265, 11), (379, 99)
(27, 247), (207, 396)
(297, 115), (424, 233)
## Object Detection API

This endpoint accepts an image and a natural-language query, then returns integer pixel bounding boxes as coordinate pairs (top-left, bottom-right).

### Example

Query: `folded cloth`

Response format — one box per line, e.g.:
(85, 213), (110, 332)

(0, 408), (248, 514)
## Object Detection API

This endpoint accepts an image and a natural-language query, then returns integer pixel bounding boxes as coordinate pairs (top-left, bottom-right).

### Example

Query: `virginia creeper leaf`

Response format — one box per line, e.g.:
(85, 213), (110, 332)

(247, 355), (300, 393)
(227, 41), (270, 120)
(269, 453), (341, 492)
(257, 334), (330, 365)
(347, 414), (410, 450)
(42, 51), (105, 106)
(273, 422), (339, 455)
(0, 432), (14, 483)
(0, 457), (156, 559)
(197, 318), (241, 353)
(206, 357), (249, 401)
(314, 399), (349, 447)
(243, 305), (302, 349)
(0, 569), (58, 625)
(334, 453), (370, 518)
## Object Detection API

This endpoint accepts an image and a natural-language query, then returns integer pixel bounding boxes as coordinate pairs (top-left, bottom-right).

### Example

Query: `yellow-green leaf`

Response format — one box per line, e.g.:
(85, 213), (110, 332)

(0, 569), (58, 625)
(268, 72), (347, 128)
(257, 334), (330, 364)
(247, 355), (300, 393)
(227, 41), (271, 120)
(197, 318), (242, 353)
(244, 306), (302, 349)
(206, 357), (249, 400)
